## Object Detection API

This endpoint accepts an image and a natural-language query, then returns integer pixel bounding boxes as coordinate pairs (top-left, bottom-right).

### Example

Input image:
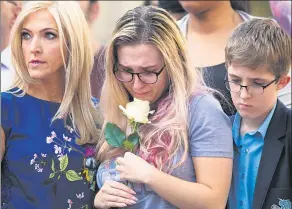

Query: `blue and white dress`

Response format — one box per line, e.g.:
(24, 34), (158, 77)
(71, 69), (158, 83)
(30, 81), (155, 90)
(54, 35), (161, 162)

(1, 90), (98, 209)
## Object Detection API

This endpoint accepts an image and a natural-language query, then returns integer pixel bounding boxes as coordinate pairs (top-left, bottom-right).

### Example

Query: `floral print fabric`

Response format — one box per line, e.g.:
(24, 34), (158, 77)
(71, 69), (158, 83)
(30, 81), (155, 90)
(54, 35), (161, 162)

(1, 91), (98, 209)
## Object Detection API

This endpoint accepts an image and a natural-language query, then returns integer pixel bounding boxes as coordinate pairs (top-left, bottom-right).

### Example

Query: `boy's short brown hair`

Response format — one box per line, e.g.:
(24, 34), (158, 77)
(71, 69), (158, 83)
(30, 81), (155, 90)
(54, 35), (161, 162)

(225, 18), (291, 78)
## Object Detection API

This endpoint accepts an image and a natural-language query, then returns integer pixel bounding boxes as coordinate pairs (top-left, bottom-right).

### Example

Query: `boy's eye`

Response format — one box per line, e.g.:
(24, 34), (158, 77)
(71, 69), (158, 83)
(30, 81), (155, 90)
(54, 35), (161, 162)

(254, 82), (264, 86)
(21, 32), (31, 40)
(45, 32), (56, 40)
(231, 79), (241, 84)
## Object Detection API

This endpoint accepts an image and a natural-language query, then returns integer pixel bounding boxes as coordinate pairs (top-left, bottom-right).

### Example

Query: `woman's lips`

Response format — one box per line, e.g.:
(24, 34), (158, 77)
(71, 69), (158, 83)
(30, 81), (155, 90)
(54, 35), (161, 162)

(133, 92), (149, 97)
(29, 61), (46, 68)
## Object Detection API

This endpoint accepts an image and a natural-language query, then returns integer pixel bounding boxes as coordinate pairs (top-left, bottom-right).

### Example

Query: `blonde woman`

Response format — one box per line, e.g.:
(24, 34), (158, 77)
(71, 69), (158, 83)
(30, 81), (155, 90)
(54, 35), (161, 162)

(94, 6), (233, 209)
(1, 1), (101, 208)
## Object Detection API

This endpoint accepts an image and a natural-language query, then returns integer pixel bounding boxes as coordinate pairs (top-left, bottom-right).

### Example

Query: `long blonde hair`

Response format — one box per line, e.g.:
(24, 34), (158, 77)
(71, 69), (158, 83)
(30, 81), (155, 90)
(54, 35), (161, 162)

(9, 1), (101, 144)
(97, 6), (202, 172)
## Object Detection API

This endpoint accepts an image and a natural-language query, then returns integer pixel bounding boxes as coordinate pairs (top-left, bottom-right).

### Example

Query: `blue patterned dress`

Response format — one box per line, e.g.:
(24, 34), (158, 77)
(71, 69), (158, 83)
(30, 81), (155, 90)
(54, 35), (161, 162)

(1, 90), (98, 209)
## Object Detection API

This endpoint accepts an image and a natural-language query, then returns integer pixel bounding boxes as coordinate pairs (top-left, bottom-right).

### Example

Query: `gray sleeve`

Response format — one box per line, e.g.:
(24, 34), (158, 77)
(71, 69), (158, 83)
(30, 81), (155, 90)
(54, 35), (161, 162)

(188, 94), (233, 158)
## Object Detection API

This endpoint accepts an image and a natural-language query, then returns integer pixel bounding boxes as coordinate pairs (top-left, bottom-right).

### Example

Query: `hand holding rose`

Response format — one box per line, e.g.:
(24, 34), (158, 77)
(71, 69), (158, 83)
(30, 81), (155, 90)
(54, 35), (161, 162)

(116, 152), (157, 184)
(94, 180), (138, 209)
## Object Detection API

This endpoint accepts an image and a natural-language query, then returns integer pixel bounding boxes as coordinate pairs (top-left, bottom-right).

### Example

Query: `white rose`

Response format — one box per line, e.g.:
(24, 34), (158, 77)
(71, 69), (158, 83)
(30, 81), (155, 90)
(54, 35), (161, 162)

(119, 98), (155, 124)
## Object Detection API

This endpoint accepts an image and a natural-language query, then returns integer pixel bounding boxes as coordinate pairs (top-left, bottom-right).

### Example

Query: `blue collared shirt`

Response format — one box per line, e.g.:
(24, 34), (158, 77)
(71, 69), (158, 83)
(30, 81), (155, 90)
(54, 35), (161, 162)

(228, 103), (277, 209)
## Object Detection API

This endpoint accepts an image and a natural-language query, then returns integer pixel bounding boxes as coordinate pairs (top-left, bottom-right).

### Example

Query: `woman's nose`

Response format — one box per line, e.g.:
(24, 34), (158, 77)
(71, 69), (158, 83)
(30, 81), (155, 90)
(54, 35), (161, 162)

(132, 74), (145, 90)
(30, 37), (42, 54)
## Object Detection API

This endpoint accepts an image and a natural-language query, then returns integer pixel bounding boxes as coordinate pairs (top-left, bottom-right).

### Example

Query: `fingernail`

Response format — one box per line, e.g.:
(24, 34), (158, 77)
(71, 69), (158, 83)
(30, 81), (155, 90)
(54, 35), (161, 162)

(129, 200), (136, 205)
(132, 196), (138, 201)
(130, 190), (136, 195)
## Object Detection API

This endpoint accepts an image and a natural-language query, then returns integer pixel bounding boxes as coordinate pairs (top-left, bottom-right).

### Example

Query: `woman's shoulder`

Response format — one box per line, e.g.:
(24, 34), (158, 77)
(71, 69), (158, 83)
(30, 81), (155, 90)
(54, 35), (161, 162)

(1, 90), (19, 106)
(188, 91), (230, 126)
(1, 91), (14, 101)
(189, 92), (223, 113)
(1, 88), (60, 114)
(2, 88), (24, 100)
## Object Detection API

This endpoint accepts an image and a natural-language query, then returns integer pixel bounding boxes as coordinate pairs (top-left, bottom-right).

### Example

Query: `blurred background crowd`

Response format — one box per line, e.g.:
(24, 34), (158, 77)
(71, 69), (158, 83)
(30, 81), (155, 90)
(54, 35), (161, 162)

(1, 0), (291, 104)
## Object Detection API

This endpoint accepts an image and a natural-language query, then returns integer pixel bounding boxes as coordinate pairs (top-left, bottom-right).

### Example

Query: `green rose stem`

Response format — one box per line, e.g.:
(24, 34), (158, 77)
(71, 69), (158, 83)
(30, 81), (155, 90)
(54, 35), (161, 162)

(124, 121), (138, 189)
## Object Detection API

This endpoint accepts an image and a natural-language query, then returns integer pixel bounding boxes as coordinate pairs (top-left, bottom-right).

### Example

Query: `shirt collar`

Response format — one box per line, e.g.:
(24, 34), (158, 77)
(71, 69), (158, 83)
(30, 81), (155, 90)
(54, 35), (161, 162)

(232, 102), (277, 146)
(232, 113), (241, 147)
(257, 102), (277, 139)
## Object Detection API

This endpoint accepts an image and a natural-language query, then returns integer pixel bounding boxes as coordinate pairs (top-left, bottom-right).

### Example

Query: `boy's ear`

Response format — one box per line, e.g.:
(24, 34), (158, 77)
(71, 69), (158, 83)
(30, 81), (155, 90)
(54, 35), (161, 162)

(276, 74), (291, 90)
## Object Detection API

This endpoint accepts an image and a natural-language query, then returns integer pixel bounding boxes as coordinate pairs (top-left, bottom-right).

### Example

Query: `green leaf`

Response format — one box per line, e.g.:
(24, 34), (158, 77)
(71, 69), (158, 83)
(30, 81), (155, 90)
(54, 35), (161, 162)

(122, 140), (134, 152)
(88, 170), (95, 183)
(49, 173), (55, 178)
(90, 181), (96, 191)
(59, 154), (68, 171)
(104, 123), (126, 147)
(51, 159), (55, 172)
(128, 132), (139, 146)
(65, 170), (83, 181)
(57, 175), (60, 180)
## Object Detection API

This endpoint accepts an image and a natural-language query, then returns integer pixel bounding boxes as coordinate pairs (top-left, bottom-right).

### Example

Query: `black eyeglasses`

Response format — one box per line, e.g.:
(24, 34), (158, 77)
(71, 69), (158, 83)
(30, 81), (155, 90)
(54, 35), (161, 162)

(225, 77), (278, 96)
(114, 64), (166, 84)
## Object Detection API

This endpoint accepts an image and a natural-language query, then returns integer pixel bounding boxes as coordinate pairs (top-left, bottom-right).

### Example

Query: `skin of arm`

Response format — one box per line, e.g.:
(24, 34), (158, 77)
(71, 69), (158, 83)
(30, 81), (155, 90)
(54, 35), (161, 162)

(116, 152), (232, 209)
(1, 127), (6, 162)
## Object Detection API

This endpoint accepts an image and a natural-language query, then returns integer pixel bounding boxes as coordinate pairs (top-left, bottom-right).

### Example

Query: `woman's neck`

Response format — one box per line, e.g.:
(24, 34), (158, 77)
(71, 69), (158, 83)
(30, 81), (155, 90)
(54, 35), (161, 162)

(187, 2), (242, 35)
(27, 74), (64, 103)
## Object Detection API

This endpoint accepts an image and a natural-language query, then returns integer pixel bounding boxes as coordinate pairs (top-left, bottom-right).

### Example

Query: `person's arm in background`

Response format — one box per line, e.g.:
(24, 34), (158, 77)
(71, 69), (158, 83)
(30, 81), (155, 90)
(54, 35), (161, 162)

(1, 127), (6, 161)
(270, 1), (291, 108)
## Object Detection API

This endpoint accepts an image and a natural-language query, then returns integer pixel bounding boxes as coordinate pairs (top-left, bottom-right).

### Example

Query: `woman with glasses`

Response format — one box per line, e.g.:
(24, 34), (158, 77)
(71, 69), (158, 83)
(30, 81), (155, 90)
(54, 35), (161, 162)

(94, 6), (233, 209)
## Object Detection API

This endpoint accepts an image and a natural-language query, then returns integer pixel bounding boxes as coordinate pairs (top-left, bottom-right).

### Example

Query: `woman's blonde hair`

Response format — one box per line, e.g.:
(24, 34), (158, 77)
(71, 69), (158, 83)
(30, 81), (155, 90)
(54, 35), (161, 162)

(97, 6), (202, 172)
(9, 1), (101, 144)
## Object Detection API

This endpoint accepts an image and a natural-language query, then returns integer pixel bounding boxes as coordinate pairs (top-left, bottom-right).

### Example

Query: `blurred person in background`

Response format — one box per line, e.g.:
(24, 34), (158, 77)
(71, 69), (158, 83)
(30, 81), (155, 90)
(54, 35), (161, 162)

(177, 0), (291, 114)
(158, 0), (186, 21)
(177, 0), (251, 116)
(144, 0), (186, 21)
(269, 0), (291, 108)
(1, 1), (22, 91)
(144, 0), (158, 7)
(78, 0), (105, 99)
(270, 0), (291, 36)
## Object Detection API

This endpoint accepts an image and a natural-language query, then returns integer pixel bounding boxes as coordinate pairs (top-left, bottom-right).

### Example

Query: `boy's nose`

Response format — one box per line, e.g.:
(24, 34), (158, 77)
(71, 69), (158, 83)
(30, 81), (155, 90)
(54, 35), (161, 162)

(240, 87), (252, 99)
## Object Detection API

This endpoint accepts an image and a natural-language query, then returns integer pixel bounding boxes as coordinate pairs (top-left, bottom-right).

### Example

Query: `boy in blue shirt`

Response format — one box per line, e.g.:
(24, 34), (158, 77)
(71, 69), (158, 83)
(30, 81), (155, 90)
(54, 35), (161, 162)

(225, 18), (291, 209)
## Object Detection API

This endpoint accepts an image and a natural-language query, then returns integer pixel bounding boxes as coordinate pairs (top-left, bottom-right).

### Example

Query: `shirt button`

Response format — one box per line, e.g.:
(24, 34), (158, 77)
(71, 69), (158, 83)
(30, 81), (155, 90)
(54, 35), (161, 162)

(241, 174), (245, 179)
(244, 148), (249, 153)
